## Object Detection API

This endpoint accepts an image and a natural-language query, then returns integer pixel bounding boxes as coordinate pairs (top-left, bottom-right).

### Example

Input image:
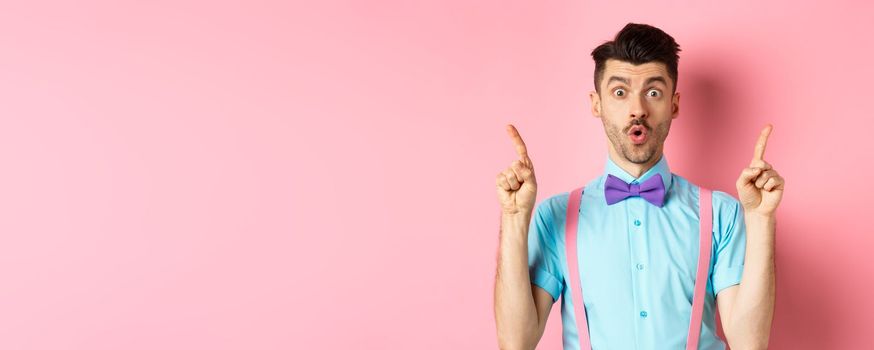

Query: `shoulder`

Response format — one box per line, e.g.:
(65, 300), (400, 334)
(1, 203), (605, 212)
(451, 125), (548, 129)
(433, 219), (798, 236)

(533, 192), (572, 221)
(705, 189), (745, 243)
(531, 176), (602, 226)
(709, 190), (742, 222)
(530, 188), (585, 235)
(710, 190), (741, 213)
(674, 173), (741, 215)
(674, 173), (744, 230)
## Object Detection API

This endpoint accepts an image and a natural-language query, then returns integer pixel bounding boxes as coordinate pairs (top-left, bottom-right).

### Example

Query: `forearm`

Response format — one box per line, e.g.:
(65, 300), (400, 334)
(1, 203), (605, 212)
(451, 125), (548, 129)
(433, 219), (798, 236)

(494, 212), (539, 350)
(726, 213), (776, 349)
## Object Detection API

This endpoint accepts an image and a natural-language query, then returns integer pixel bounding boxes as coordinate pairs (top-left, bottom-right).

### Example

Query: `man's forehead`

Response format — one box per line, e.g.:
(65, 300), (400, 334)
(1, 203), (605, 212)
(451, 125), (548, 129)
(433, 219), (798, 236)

(604, 59), (669, 81)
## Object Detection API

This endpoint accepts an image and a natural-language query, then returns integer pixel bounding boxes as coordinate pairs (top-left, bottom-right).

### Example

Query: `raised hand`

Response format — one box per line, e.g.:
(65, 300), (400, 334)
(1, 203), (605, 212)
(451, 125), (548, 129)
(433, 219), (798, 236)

(496, 124), (538, 216)
(735, 124), (785, 216)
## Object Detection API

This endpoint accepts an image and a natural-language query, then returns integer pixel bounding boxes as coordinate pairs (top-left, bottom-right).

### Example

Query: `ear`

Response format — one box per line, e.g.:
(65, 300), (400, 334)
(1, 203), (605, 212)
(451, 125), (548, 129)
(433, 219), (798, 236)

(671, 91), (680, 119)
(589, 90), (602, 118)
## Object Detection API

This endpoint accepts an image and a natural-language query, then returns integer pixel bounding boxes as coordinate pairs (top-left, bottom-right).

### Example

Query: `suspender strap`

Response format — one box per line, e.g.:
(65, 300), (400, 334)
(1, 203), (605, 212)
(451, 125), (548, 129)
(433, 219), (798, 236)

(687, 187), (712, 350)
(563, 186), (713, 350)
(564, 187), (590, 349)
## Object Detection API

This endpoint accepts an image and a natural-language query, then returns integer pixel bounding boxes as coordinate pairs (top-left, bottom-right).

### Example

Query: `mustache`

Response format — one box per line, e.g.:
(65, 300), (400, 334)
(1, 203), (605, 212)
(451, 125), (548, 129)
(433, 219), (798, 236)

(624, 119), (650, 133)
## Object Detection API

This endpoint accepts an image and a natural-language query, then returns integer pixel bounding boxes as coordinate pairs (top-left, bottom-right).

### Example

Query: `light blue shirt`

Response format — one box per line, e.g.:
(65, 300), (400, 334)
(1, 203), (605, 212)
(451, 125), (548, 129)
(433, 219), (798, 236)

(528, 154), (746, 349)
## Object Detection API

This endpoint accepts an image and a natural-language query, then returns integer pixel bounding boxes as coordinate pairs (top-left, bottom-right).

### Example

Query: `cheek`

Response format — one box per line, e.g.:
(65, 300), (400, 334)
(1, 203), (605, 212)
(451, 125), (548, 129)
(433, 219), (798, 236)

(652, 99), (673, 113)
(653, 118), (673, 137)
(601, 103), (627, 124)
(602, 100), (625, 114)
(645, 103), (672, 124)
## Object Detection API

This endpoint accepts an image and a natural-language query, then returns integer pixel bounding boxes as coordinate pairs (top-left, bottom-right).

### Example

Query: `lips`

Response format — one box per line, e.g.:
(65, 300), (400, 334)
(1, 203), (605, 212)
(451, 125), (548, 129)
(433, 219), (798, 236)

(627, 125), (648, 145)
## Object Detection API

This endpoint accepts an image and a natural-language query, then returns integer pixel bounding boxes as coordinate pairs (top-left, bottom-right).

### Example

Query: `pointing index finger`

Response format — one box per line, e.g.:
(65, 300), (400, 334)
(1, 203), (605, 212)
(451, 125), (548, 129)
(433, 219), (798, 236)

(752, 124), (773, 162)
(505, 124), (530, 163)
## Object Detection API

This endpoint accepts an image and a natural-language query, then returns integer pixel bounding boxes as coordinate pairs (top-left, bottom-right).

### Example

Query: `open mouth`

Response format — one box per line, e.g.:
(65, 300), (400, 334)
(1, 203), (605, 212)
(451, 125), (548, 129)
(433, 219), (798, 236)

(628, 126), (648, 145)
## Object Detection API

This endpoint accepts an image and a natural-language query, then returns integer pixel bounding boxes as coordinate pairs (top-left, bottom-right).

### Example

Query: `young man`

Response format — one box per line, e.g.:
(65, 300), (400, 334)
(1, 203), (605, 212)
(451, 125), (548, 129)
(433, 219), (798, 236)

(494, 23), (782, 349)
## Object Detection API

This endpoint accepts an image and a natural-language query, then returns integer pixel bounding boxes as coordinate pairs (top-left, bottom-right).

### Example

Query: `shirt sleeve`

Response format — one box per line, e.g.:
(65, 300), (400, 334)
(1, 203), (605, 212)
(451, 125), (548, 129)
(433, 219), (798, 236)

(527, 196), (565, 303)
(709, 190), (747, 296)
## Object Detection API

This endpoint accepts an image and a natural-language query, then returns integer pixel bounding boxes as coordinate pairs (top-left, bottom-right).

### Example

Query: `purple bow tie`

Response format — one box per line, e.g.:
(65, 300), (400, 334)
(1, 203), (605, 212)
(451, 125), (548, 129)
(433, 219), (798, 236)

(605, 173), (666, 207)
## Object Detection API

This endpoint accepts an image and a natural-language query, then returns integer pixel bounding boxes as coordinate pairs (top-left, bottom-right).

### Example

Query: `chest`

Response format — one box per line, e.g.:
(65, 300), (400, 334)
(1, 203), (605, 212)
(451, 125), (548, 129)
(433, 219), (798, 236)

(572, 194), (706, 299)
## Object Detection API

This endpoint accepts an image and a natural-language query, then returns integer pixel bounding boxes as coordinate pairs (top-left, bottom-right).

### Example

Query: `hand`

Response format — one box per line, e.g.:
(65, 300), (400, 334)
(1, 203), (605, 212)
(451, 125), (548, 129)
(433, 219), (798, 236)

(496, 124), (538, 216)
(736, 124), (785, 217)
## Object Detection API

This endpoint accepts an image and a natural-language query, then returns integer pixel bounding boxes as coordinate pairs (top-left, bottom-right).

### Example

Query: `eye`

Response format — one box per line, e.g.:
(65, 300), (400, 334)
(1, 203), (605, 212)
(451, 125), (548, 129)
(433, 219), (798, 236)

(647, 89), (661, 97)
(613, 88), (625, 97)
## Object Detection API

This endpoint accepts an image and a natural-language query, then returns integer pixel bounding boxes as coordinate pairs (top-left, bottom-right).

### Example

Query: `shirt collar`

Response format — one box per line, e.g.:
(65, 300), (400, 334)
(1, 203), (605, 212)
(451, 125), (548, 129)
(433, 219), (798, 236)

(603, 153), (673, 193)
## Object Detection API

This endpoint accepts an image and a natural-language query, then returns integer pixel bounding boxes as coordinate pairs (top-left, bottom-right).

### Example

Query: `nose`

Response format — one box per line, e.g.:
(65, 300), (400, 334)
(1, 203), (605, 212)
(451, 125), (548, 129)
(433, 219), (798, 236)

(629, 94), (648, 120)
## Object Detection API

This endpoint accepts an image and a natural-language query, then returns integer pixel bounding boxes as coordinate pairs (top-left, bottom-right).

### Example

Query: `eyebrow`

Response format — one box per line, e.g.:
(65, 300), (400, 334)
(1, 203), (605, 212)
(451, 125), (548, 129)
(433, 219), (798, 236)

(644, 76), (667, 87)
(606, 76), (668, 87)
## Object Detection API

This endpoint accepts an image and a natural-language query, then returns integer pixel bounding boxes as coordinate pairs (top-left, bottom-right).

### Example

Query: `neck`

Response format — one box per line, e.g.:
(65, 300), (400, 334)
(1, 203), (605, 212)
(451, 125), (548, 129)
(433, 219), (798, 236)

(607, 144), (663, 179)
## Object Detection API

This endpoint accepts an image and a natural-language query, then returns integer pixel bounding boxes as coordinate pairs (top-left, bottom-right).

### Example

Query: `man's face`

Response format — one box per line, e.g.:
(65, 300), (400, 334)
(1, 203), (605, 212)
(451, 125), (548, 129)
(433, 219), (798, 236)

(589, 59), (680, 165)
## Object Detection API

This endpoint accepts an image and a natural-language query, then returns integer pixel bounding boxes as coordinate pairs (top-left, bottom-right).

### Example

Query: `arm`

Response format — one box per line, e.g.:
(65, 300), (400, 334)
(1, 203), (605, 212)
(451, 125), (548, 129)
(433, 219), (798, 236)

(494, 213), (554, 350)
(720, 124), (784, 349)
(717, 213), (776, 350)
(493, 124), (553, 350)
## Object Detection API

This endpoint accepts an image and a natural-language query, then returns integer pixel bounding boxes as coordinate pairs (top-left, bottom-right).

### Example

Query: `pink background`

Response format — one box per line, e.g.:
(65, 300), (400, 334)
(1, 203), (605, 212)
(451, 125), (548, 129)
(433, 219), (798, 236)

(0, 1), (871, 349)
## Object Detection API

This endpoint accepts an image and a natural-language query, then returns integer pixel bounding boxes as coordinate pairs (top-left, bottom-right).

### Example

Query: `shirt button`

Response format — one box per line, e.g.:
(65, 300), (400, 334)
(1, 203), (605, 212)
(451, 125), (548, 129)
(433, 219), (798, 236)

(636, 263), (644, 270)
(640, 311), (648, 318)
(634, 219), (641, 226)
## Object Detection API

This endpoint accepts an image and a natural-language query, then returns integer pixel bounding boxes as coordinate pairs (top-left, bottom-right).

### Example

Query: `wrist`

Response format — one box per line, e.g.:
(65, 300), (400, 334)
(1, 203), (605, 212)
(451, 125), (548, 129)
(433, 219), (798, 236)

(744, 211), (777, 243)
(744, 210), (776, 221)
(502, 210), (532, 224)
(500, 210), (532, 238)
(502, 205), (532, 218)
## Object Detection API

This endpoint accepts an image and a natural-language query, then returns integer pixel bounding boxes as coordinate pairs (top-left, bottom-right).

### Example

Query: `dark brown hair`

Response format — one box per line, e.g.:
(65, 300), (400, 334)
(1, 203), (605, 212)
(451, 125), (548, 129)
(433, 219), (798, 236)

(591, 23), (681, 94)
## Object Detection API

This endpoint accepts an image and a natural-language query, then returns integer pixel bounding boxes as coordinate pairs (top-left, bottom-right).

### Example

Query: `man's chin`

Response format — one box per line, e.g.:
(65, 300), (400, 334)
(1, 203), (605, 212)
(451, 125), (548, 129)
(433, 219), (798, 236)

(623, 148), (655, 164)
(627, 157), (652, 165)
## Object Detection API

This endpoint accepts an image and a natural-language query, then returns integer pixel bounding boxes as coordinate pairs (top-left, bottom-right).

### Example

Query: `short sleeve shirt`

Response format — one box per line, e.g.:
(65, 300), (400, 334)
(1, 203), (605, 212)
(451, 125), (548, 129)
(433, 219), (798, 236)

(528, 154), (746, 350)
